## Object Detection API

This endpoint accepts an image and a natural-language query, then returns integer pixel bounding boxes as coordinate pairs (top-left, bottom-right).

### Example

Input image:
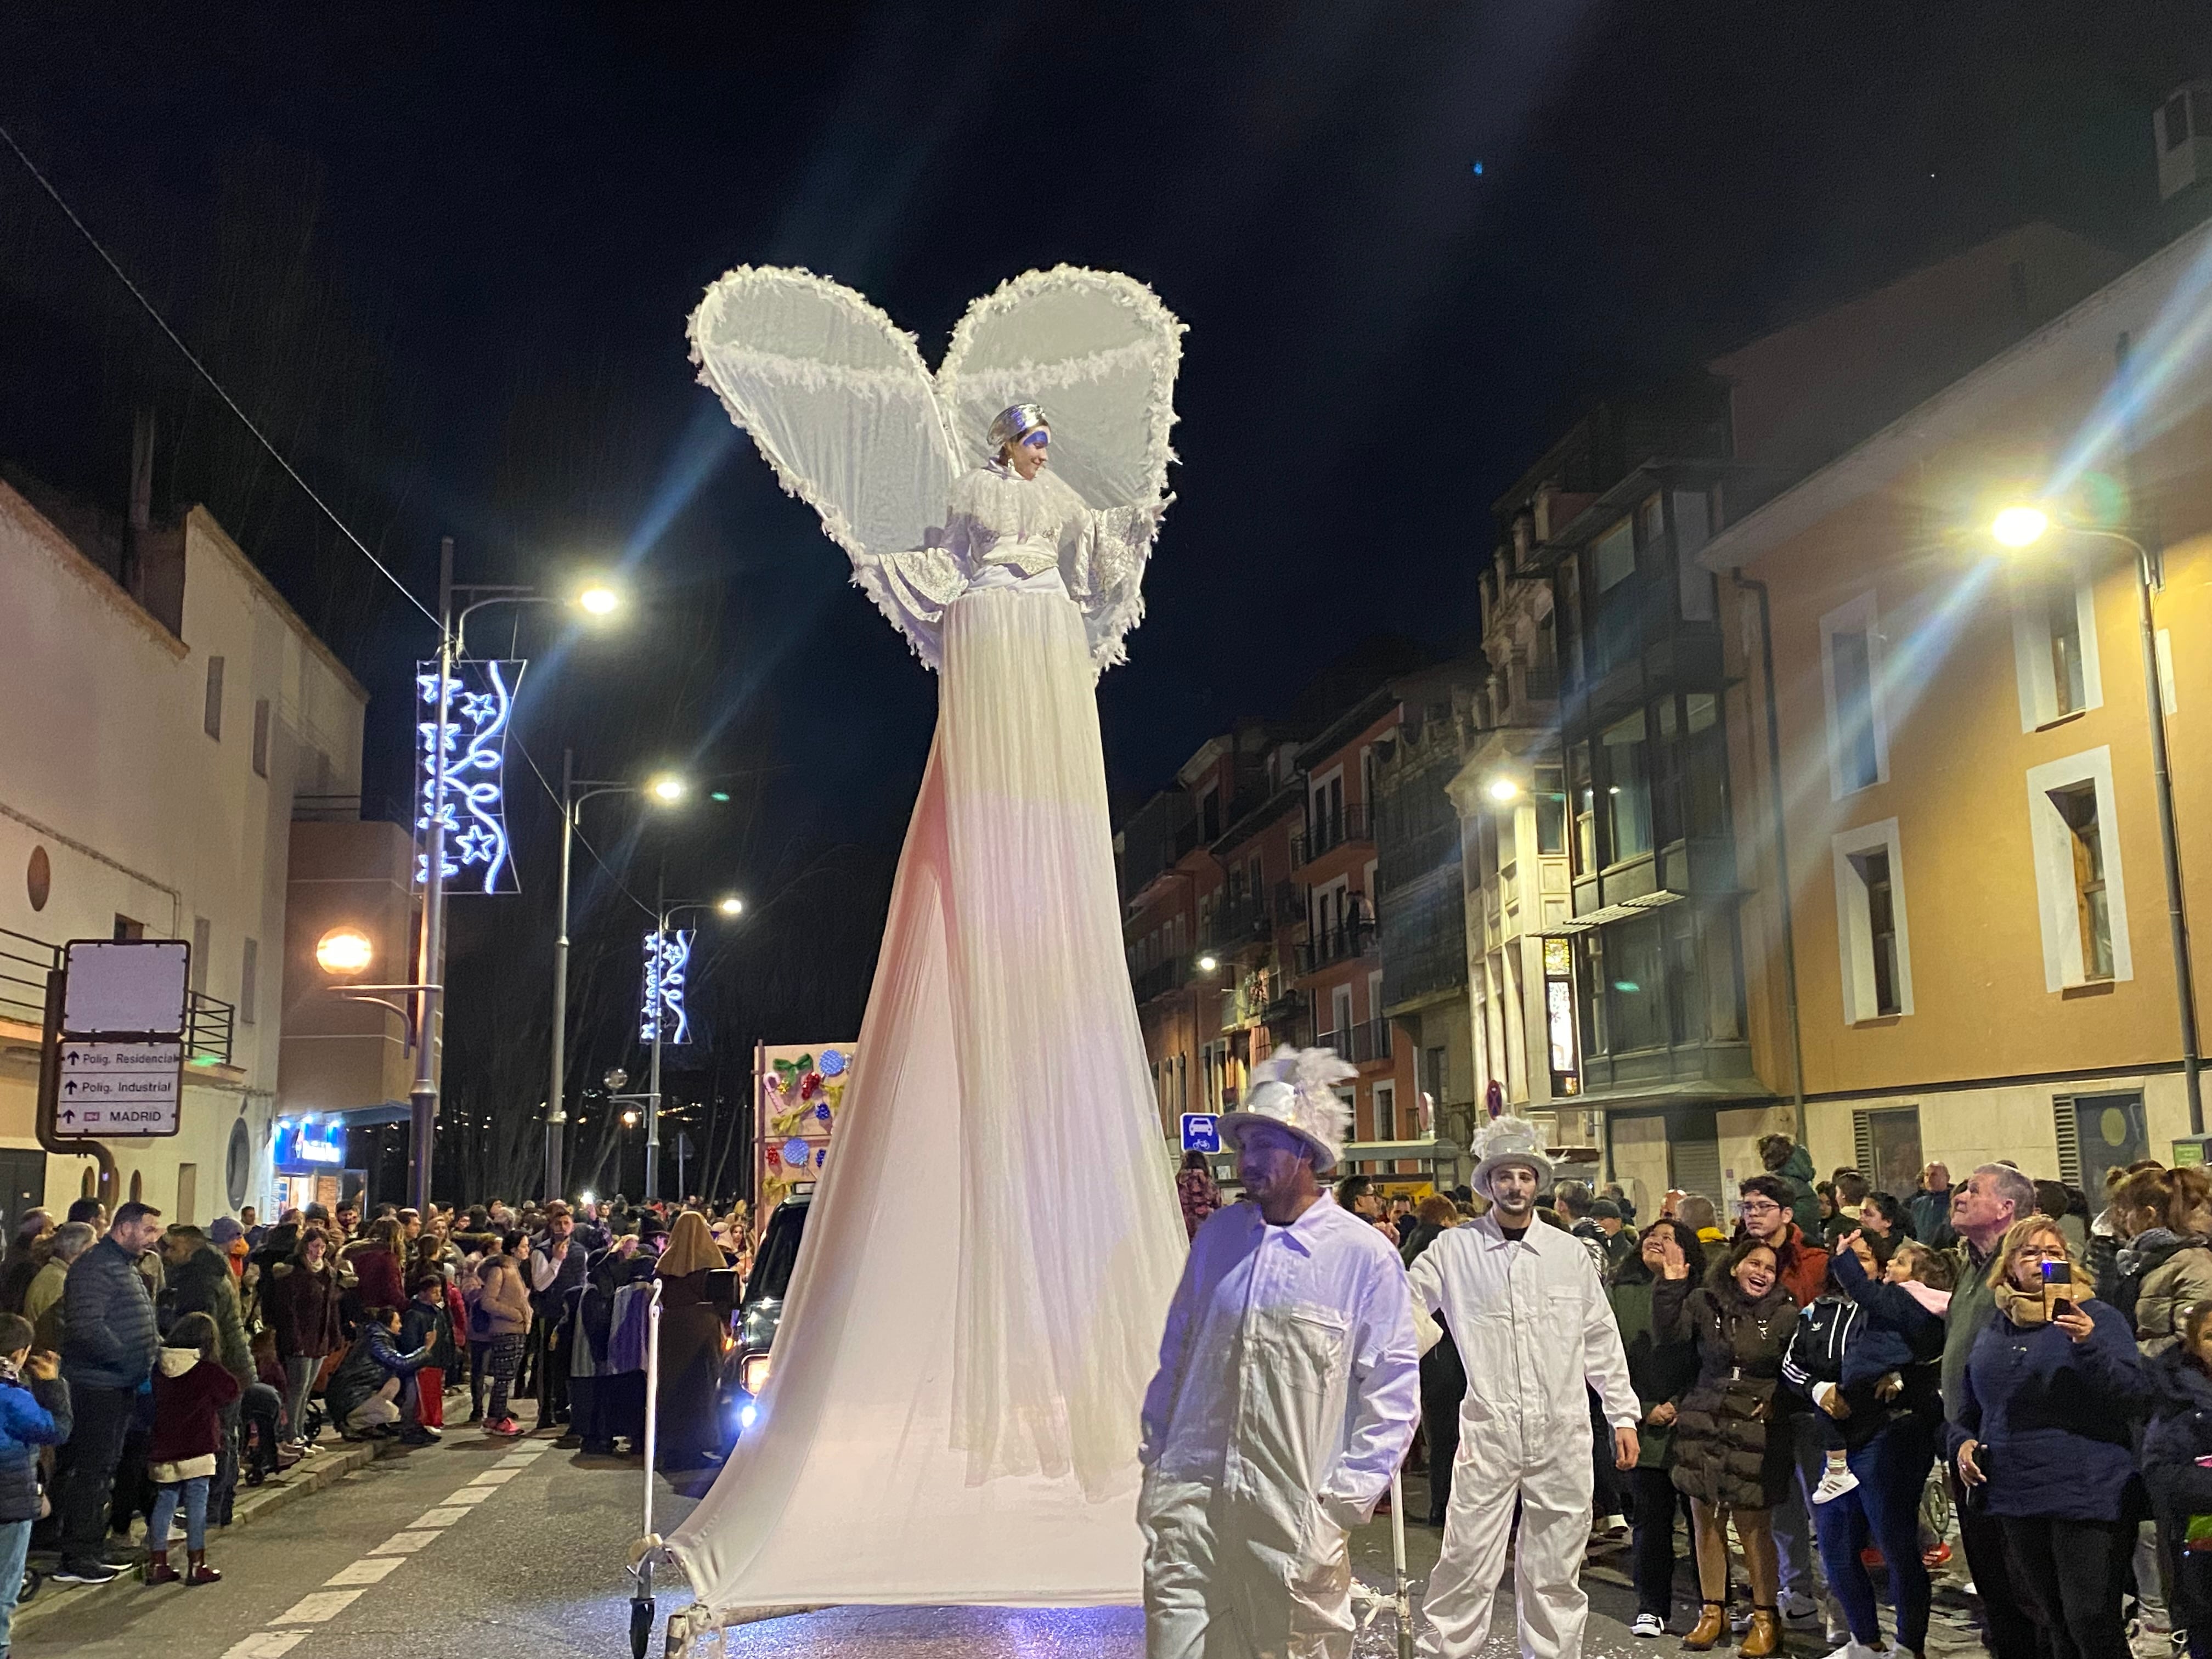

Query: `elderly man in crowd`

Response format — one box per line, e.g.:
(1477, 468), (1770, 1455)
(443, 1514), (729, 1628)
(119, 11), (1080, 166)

(25, 1222), (93, 1353)
(1139, 1046), (1419, 1659)
(1944, 1163), (2041, 1659)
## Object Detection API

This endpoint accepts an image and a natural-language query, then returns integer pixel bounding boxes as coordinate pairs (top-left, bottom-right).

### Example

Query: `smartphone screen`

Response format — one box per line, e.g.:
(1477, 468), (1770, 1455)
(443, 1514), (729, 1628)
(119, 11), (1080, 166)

(2042, 1258), (2075, 1318)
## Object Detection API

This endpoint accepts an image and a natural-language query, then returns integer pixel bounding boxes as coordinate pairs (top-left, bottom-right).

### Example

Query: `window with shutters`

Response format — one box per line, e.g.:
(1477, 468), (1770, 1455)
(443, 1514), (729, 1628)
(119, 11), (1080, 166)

(1833, 819), (1912, 1022)
(1820, 592), (1888, 799)
(2011, 563), (2102, 730)
(2026, 749), (2131, 990)
(2054, 785), (2113, 981)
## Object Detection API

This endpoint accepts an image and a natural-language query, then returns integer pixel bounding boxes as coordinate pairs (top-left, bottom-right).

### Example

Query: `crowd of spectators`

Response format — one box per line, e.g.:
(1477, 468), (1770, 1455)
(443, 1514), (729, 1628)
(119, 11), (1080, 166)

(0, 1185), (756, 1630)
(1321, 1132), (2207, 1659)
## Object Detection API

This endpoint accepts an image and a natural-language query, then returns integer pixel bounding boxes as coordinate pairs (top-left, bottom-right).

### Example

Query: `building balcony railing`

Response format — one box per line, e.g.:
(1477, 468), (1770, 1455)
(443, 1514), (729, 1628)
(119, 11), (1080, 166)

(1295, 915), (1377, 975)
(0, 928), (59, 1031)
(1130, 953), (1192, 1006)
(1203, 881), (1305, 950)
(1290, 803), (1373, 869)
(1221, 970), (1273, 1032)
(0, 927), (234, 1066)
(1262, 991), (1308, 1038)
(1316, 1017), (1393, 1065)
(188, 990), (236, 1067)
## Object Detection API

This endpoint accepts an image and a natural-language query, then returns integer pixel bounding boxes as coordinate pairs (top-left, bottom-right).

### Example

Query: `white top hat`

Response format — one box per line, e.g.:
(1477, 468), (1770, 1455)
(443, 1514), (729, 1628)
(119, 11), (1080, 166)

(1470, 1113), (1555, 1193)
(1218, 1047), (1356, 1174)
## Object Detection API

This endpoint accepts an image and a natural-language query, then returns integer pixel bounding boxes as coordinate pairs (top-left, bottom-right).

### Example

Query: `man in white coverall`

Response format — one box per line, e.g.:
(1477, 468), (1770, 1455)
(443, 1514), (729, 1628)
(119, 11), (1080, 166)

(1139, 1046), (1420, 1659)
(1407, 1115), (1640, 1659)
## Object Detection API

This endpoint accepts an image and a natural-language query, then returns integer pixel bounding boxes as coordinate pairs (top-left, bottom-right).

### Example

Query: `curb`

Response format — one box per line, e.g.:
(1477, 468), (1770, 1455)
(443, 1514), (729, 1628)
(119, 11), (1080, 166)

(18, 1438), (396, 1633)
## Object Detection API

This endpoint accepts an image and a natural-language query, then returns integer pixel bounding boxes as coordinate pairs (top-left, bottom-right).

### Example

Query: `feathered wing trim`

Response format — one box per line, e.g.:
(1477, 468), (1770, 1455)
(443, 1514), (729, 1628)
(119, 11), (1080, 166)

(940, 267), (1183, 672)
(688, 263), (1183, 675)
(688, 267), (963, 667)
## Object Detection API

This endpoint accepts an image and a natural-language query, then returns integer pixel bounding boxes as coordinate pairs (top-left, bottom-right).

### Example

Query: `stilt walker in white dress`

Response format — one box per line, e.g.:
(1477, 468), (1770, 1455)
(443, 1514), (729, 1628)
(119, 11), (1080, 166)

(1407, 1116), (1641, 1659)
(662, 267), (1190, 1627)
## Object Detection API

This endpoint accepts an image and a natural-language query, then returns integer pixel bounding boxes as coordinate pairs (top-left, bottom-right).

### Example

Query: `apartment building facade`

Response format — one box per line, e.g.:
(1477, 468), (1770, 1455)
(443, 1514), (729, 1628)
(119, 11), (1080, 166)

(1704, 212), (2212, 1202)
(0, 479), (371, 1223)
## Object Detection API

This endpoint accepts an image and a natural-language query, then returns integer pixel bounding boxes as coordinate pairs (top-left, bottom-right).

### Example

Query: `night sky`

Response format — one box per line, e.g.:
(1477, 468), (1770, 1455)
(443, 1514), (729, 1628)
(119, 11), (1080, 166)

(2, 3), (2203, 1125)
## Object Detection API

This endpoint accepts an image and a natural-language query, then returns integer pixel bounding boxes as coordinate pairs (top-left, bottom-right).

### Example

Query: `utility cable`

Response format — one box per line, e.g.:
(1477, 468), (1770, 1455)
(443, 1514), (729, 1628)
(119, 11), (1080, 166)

(0, 121), (442, 633)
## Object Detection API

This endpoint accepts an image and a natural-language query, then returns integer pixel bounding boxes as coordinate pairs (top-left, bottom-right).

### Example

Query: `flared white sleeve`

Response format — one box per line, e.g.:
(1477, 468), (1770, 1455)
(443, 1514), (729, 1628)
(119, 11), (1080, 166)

(1063, 501), (1159, 672)
(848, 541), (966, 672)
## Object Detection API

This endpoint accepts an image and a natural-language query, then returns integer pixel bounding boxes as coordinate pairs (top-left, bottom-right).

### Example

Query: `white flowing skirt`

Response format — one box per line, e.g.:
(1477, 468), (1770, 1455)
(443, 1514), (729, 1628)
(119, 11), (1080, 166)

(667, 585), (1187, 1614)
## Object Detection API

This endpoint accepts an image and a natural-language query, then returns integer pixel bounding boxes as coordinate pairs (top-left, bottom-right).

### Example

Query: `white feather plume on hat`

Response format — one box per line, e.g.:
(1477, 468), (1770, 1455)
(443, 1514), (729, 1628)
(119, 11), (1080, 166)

(1218, 1046), (1357, 1173)
(1470, 1113), (1554, 1192)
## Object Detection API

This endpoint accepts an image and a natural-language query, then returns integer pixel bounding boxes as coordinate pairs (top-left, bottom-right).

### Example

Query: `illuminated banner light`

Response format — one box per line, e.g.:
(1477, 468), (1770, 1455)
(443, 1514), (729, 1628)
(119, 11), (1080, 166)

(641, 929), (694, 1045)
(415, 659), (525, 895)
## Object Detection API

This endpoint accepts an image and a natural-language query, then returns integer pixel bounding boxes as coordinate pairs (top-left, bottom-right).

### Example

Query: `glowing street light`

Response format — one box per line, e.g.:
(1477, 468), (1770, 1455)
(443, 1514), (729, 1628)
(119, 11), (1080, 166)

(718, 895), (744, 916)
(576, 582), (620, 616)
(314, 926), (375, 977)
(1973, 500), (2202, 1132)
(622, 1109), (640, 1128)
(1991, 505), (2052, 549)
(1486, 776), (1522, 803)
(648, 773), (687, 804)
(1197, 953), (1220, 973)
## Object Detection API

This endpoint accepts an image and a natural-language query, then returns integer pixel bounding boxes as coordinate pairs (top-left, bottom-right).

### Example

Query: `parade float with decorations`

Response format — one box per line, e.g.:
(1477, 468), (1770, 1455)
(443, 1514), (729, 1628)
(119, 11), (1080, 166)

(752, 1040), (855, 1224)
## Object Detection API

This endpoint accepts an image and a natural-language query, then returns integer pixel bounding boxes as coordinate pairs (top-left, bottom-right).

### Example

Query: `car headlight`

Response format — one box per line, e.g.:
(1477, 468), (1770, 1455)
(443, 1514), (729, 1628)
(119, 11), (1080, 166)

(739, 1353), (772, 1396)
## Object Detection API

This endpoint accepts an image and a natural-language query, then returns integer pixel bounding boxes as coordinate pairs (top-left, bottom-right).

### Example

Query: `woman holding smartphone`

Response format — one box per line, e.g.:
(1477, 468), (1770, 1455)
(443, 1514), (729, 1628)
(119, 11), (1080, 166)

(1951, 1215), (2149, 1659)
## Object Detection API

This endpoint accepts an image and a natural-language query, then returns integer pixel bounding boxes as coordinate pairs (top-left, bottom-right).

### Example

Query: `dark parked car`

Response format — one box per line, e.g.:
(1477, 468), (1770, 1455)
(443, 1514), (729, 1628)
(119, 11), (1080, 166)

(719, 1188), (810, 1448)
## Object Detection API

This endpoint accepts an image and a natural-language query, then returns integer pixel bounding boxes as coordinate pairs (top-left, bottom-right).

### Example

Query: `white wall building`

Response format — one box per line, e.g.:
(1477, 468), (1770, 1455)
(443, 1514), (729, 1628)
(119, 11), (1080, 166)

(0, 480), (366, 1225)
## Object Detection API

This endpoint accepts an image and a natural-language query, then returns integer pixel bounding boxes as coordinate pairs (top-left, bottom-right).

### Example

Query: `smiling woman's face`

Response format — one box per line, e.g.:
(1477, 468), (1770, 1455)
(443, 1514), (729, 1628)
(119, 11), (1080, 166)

(1004, 426), (1050, 479)
(1734, 1245), (1779, 1297)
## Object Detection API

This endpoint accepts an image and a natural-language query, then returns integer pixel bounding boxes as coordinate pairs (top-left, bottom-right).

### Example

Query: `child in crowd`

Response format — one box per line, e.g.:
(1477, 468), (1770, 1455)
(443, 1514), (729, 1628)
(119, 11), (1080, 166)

(1810, 1235), (1953, 1503)
(2145, 1299), (2212, 1659)
(398, 1273), (454, 1441)
(146, 1310), (239, 1585)
(0, 1312), (69, 1646)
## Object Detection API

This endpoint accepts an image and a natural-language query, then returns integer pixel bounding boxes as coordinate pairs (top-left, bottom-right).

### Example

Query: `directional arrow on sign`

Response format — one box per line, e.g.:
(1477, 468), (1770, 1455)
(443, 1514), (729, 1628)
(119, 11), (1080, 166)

(60, 1110), (75, 1126)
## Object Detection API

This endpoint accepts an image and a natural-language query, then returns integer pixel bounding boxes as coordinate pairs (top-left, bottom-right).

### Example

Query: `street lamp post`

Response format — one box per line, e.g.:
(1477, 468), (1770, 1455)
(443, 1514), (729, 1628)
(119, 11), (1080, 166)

(1993, 506), (2203, 1134)
(642, 889), (743, 1203)
(546, 765), (684, 1202)
(414, 558), (621, 1212)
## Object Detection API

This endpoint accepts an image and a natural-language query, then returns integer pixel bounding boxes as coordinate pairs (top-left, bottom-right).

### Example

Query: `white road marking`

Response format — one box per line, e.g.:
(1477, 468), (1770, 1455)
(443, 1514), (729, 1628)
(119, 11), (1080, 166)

(222, 1637), (307, 1659)
(368, 1530), (442, 1555)
(411, 1506), (471, 1528)
(270, 1589), (365, 1623)
(443, 1486), (495, 1504)
(468, 1469), (520, 1485)
(496, 1451), (544, 1466)
(324, 1558), (406, 1585)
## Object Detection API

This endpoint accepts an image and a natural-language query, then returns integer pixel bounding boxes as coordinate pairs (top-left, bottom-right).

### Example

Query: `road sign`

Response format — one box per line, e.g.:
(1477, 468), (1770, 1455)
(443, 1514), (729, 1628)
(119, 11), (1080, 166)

(61, 941), (189, 1037)
(56, 1040), (183, 1136)
(1180, 1113), (1221, 1154)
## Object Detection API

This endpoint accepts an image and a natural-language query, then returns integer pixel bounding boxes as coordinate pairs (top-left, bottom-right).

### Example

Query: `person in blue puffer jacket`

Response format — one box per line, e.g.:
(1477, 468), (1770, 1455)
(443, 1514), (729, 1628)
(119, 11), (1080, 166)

(2142, 1301), (2212, 1659)
(1951, 1216), (2149, 1659)
(0, 1310), (71, 1655)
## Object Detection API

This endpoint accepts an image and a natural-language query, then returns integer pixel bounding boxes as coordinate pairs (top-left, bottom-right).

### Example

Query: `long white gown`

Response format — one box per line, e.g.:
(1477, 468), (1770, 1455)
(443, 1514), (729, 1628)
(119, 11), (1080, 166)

(665, 267), (1188, 1622)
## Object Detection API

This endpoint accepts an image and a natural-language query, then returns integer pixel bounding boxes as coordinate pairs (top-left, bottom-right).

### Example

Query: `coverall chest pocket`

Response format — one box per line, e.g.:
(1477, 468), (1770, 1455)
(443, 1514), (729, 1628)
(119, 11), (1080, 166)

(1277, 1308), (1349, 1390)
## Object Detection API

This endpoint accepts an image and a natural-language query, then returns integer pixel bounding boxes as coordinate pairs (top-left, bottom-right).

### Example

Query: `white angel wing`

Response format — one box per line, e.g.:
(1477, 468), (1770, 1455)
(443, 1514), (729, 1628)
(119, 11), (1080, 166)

(687, 267), (961, 564)
(937, 266), (1182, 512)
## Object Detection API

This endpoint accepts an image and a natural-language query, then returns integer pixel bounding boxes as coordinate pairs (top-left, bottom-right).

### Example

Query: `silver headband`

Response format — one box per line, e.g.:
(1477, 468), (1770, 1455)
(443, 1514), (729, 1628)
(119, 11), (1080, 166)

(986, 403), (1048, 453)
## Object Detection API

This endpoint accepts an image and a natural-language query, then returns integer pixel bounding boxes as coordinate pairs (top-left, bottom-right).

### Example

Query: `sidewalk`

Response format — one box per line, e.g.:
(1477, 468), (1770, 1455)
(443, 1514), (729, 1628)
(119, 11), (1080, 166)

(17, 1437), (398, 1636)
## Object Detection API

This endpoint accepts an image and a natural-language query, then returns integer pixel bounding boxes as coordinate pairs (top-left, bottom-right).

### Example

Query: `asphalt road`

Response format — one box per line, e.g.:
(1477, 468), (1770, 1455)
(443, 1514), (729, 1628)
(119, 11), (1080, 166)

(16, 1433), (1974, 1659)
